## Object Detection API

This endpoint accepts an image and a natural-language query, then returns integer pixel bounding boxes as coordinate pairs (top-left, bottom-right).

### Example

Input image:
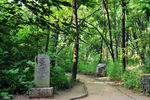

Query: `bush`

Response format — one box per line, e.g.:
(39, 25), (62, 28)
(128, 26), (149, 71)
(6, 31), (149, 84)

(139, 64), (150, 73)
(0, 67), (33, 99)
(0, 92), (13, 100)
(77, 62), (97, 75)
(50, 66), (70, 91)
(121, 69), (143, 91)
(106, 62), (123, 80)
(128, 55), (140, 66)
(0, 59), (34, 99)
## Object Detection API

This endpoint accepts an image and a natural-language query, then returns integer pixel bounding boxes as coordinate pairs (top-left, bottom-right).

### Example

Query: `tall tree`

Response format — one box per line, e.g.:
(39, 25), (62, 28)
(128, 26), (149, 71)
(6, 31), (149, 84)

(99, 4), (105, 63)
(72, 0), (79, 80)
(122, 0), (126, 71)
(103, 0), (115, 62)
(113, 0), (119, 61)
(51, 20), (60, 67)
(45, 32), (50, 52)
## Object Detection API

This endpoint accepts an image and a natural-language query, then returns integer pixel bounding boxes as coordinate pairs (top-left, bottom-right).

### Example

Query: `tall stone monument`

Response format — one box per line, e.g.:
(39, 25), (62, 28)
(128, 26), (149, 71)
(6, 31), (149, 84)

(29, 54), (53, 98)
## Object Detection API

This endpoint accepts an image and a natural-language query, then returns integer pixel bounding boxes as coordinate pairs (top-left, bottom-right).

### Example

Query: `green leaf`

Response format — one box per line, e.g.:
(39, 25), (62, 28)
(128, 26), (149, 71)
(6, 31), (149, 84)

(23, 67), (30, 73)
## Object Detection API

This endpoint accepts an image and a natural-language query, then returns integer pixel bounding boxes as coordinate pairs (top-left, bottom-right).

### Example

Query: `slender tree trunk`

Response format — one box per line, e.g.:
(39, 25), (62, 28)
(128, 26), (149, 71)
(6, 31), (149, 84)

(126, 26), (129, 64)
(103, 0), (115, 62)
(105, 24), (108, 64)
(122, 0), (126, 71)
(55, 21), (59, 48)
(51, 21), (59, 67)
(99, 40), (103, 63)
(45, 5), (50, 53)
(45, 33), (49, 52)
(99, 7), (105, 63)
(126, 30), (129, 64)
(113, 0), (119, 61)
(126, 5), (129, 65)
(72, 0), (79, 80)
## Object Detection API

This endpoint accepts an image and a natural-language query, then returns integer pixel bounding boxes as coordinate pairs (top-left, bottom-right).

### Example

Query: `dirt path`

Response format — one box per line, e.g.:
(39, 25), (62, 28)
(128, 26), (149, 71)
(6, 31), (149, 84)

(14, 74), (150, 100)
(77, 74), (150, 100)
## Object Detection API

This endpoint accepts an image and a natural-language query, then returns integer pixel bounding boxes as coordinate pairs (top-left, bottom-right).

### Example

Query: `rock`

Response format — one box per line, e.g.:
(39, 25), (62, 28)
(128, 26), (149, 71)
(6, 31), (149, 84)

(141, 75), (150, 93)
(29, 54), (53, 98)
(96, 63), (106, 77)
(29, 87), (53, 98)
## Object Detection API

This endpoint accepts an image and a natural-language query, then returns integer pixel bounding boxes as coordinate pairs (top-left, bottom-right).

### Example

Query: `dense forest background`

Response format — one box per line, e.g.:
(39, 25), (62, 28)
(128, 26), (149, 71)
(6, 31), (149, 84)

(0, 0), (150, 99)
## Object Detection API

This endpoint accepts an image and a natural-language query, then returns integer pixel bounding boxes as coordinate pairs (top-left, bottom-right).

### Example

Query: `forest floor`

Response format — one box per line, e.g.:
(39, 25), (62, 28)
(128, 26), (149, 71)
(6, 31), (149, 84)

(14, 74), (150, 100)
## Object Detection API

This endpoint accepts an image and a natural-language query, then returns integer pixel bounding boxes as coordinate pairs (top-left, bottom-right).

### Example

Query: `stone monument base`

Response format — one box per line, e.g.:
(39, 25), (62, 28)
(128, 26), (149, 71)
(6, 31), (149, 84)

(29, 87), (53, 98)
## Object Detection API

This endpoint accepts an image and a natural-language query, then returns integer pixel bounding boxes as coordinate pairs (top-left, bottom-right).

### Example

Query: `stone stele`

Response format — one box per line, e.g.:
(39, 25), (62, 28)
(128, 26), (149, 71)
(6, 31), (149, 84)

(29, 54), (53, 98)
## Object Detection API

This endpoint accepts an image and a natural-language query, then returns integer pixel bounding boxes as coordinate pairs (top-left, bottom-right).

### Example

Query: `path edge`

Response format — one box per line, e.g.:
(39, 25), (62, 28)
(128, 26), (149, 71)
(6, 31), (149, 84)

(69, 82), (88, 100)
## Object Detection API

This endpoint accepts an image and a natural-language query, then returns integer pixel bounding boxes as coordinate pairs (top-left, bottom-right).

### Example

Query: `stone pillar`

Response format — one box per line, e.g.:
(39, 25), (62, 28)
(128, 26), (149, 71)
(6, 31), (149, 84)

(29, 55), (53, 98)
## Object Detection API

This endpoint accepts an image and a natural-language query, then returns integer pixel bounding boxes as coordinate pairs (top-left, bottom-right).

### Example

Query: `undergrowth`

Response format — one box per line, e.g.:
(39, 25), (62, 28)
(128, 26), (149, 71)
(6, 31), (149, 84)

(106, 62), (123, 80)
(121, 69), (144, 91)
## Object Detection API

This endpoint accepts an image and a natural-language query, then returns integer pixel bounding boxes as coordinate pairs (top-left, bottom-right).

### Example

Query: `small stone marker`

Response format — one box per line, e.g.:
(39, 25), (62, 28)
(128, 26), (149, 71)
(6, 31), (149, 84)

(96, 63), (106, 77)
(141, 74), (150, 93)
(29, 54), (53, 98)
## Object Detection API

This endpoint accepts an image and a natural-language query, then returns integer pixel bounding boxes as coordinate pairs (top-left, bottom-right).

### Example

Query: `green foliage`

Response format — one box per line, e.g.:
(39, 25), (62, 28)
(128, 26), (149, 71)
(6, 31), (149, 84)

(0, 61), (33, 99)
(121, 69), (144, 91)
(77, 48), (99, 75)
(50, 66), (71, 91)
(78, 61), (97, 75)
(56, 46), (73, 72)
(0, 92), (13, 100)
(106, 62), (123, 80)
(128, 55), (140, 66)
(139, 64), (150, 73)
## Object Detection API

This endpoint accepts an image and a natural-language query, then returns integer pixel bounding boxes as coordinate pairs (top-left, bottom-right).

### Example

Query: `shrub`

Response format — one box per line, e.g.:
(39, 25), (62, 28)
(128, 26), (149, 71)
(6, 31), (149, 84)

(0, 67), (33, 99)
(0, 59), (34, 99)
(77, 52), (99, 75)
(139, 64), (150, 73)
(77, 62), (97, 75)
(121, 69), (143, 91)
(50, 66), (70, 91)
(0, 92), (13, 100)
(128, 55), (140, 66)
(106, 62), (123, 80)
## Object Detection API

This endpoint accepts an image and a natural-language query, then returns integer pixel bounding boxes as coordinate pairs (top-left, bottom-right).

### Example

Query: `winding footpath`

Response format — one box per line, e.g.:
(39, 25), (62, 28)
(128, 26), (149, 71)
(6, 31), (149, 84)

(77, 74), (150, 100)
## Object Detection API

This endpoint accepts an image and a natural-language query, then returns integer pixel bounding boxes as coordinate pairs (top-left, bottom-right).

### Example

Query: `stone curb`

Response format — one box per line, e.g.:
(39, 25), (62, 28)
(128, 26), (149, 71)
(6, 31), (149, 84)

(69, 82), (88, 100)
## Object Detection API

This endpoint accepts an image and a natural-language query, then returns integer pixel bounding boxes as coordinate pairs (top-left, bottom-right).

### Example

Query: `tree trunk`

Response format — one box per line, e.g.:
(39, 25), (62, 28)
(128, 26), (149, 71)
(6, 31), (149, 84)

(99, 40), (103, 63)
(45, 33), (49, 52)
(113, 0), (119, 61)
(72, 0), (79, 80)
(126, 5), (129, 65)
(45, 5), (50, 53)
(126, 25), (129, 64)
(122, 0), (126, 71)
(51, 21), (59, 67)
(99, 6), (105, 63)
(103, 0), (115, 62)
